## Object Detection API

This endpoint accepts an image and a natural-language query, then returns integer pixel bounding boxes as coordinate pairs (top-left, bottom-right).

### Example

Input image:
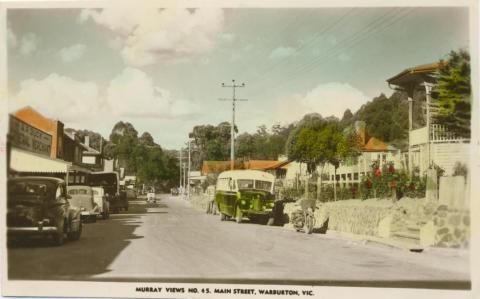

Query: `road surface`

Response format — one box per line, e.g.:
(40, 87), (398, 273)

(8, 194), (470, 288)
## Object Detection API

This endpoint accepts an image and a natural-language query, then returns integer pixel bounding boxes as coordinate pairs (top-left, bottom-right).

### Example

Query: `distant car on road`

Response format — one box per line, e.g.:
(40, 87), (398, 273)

(92, 187), (110, 219)
(7, 177), (83, 246)
(67, 185), (100, 222)
(147, 190), (156, 203)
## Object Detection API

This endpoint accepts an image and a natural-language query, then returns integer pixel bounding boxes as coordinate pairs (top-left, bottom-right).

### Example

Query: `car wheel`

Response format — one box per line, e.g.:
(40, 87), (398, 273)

(53, 219), (65, 246)
(68, 219), (82, 241)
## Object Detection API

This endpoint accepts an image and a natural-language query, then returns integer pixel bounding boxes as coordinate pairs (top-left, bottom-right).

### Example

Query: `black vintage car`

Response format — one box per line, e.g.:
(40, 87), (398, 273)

(7, 177), (83, 246)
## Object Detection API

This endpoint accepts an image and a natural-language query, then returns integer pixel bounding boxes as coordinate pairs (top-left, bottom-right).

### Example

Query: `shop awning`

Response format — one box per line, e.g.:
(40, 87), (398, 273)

(10, 148), (72, 173)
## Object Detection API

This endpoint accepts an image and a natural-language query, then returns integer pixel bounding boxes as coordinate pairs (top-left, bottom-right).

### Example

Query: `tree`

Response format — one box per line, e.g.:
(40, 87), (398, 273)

(189, 122), (240, 169)
(352, 92), (408, 149)
(139, 132), (156, 146)
(433, 49), (471, 138)
(287, 115), (359, 200)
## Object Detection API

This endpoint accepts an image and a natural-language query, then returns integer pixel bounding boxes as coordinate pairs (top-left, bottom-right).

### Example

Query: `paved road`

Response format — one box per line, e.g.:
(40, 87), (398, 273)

(8, 194), (470, 288)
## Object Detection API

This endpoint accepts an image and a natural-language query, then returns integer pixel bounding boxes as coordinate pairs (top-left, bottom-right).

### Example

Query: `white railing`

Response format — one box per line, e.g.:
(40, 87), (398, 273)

(410, 125), (467, 145)
(430, 124), (464, 142)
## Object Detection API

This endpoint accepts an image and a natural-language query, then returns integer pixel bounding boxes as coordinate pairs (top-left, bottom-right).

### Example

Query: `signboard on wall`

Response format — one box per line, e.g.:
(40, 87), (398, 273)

(9, 115), (52, 157)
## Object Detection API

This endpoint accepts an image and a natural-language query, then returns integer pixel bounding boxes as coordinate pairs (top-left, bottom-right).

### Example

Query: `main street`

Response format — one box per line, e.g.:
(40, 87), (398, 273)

(8, 195), (470, 288)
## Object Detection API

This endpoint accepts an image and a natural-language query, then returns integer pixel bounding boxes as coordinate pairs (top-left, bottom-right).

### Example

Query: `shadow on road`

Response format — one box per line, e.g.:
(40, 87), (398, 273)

(7, 201), (167, 280)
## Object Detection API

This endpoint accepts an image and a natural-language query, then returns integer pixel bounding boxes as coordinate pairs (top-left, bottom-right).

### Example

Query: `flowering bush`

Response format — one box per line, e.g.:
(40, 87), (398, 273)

(359, 161), (426, 200)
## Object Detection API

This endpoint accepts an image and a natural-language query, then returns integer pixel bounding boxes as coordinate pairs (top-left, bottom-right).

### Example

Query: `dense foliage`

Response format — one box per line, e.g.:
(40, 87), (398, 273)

(105, 121), (179, 189)
(189, 122), (293, 169)
(433, 49), (471, 138)
(342, 91), (409, 150)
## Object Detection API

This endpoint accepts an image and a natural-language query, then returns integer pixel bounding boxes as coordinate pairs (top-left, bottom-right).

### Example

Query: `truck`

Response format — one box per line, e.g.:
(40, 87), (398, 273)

(89, 171), (129, 213)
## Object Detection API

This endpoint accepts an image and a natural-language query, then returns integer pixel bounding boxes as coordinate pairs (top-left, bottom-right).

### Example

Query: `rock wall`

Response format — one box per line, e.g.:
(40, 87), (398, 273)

(317, 199), (394, 236)
(432, 205), (469, 248)
(282, 197), (469, 249)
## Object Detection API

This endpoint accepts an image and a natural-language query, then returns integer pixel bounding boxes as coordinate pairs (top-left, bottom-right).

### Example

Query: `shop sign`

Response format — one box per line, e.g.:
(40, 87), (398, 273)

(9, 115), (52, 156)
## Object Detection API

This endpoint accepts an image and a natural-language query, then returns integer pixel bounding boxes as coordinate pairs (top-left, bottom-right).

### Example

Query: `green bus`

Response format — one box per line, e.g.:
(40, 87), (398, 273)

(215, 170), (276, 224)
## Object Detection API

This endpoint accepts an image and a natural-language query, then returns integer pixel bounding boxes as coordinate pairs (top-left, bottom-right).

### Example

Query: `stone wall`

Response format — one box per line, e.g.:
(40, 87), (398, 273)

(421, 205), (470, 248)
(283, 195), (469, 249)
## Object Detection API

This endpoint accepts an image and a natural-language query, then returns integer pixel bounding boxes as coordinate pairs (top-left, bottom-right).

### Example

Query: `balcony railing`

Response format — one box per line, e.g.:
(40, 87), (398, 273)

(430, 124), (462, 142)
(410, 124), (467, 146)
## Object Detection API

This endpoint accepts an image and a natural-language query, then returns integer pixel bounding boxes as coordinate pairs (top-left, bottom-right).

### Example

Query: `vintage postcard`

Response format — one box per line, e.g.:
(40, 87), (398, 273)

(1, 0), (478, 298)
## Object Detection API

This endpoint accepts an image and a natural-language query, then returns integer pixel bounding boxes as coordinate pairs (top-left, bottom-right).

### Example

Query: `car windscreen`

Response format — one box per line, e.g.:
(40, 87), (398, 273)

(8, 181), (54, 199)
(254, 180), (272, 192)
(237, 179), (254, 189)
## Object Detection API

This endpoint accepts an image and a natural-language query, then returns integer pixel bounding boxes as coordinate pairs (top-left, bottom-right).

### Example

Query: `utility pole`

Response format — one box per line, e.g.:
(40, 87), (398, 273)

(179, 147), (183, 194)
(187, 140), (191, 200)
(219, 79), (247, 170)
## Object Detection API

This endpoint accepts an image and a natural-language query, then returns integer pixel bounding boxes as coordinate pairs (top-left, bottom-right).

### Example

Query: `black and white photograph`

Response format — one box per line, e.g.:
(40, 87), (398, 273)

(1, 1), (478, 298)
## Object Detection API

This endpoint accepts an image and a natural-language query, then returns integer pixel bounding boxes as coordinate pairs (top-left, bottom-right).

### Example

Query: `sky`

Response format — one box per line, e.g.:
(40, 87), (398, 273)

(6, 5), (470, 149)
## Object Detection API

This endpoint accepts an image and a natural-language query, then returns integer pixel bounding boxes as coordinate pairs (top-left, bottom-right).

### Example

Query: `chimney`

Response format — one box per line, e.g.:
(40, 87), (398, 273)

(85, 135), (90, 148)
(354, 121), (366, 146)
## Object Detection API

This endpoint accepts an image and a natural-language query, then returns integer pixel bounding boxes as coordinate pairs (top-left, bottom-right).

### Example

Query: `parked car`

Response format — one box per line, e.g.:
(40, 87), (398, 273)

(92, 187), (110, 219)
(90, 172), (128, 213)
(215, 170), (276, 225)
(67, 185), (100, 222)
(205, 185), (217, 215)
(7, 177), (83, 246)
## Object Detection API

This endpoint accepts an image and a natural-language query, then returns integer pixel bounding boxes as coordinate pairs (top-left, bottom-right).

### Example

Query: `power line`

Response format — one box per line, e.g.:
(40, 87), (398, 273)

(248, 8), (414, 94)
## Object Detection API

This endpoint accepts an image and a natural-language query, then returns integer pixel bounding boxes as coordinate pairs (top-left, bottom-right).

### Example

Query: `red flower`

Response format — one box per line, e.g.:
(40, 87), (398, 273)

(375, 168), (382, 177)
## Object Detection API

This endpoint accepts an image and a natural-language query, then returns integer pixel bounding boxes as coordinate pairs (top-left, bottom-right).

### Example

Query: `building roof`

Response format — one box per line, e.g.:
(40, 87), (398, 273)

(217, 169), (275, 181)
(201, 161), (244, 175)
(386, 62), (443, 86)
(201, 159), (292, 175)
(362, 136), (396, 152)
(243, 160), (281, 170)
